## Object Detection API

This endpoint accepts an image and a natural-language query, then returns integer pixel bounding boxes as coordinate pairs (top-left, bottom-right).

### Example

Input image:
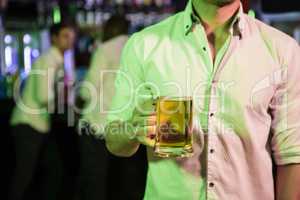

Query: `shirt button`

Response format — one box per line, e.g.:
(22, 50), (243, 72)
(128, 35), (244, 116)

(209, 113), (214, 117)
(210, 149), (215, 153)
(202, 47), (207, 51)
(209, 182), (215, 187)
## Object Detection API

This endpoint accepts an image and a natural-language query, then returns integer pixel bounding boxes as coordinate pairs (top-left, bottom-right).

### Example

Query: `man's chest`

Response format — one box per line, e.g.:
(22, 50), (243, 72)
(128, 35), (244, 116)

(141, 39), (282, 127)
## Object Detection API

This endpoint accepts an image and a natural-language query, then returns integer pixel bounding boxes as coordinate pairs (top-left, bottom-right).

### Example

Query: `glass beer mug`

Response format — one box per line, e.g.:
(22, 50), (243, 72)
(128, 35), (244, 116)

(154, 96), (194, 158)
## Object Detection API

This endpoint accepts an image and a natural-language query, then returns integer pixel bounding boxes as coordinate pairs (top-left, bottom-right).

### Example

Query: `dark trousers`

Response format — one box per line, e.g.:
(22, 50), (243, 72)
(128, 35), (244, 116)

(9, 123), (78, 200)
(77, 132), (148, 200)
(109, 147), (148, 200)
(51, 116), (79, 200)
(9, 124), (63, 200)
(77, 134), (109, 200)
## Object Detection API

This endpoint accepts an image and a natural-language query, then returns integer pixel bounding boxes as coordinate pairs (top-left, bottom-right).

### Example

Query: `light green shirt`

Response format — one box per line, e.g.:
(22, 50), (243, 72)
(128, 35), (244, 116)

(106, 1), (300, 199)
(79, 35), (128, 135)
(11, 47), (64, 133)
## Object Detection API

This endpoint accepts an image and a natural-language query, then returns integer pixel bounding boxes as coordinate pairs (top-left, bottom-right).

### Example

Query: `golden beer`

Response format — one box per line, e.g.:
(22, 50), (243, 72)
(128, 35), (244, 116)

(154, 97), (193, 158)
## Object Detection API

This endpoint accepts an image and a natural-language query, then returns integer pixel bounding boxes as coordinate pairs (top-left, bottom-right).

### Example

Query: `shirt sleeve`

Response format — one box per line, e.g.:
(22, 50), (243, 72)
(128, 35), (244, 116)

(33, 57), (56, 106)
(270, 41), (300, 165)
(105, 33), (146, 125)
(80, 47), (106, 101)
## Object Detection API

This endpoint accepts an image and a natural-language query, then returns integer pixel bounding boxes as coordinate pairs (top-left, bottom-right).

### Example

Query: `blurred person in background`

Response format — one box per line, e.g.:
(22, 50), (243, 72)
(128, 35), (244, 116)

(77, 15), (147, 200)
(9, 22), (76, 200)
(0, 0), (7, 73)
(0, 0), (7, 11)
(1, 1), (10, 200)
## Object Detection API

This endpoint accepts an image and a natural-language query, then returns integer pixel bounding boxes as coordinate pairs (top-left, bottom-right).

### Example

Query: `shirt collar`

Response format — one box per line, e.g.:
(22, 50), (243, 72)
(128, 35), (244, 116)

(183, 0), (245, 38)
(50, 46), (64, 66)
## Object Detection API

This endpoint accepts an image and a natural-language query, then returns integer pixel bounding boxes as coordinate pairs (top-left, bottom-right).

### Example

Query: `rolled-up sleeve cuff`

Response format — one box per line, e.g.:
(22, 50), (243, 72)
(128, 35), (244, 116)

(274, 152), (300, 166)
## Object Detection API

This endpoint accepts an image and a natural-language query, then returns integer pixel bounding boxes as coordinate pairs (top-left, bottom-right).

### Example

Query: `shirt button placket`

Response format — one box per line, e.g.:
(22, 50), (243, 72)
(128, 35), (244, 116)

(207, 80), (218, 199)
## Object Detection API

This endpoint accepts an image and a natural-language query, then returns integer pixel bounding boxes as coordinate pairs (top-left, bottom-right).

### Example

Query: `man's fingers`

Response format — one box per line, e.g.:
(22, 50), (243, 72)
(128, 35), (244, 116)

(133, 115), (156, 126)
(137, 135), (155, 147)
(135, 125), (156, 147)
(131, 98), (158, 147)
(135, 125), (156, 138)
(138, 112), (156, 117)
(135, 99), (157, 115)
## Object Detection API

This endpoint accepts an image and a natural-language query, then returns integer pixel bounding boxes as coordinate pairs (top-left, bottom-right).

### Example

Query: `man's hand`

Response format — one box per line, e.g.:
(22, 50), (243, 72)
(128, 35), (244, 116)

(105, 98), (157, 157)
(132, 99), (157, 147)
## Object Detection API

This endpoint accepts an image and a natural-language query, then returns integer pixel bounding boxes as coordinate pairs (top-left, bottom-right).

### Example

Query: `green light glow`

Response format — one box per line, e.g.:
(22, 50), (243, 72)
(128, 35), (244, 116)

(53, 5), (61, 24)
(248, 10), (256, 18)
